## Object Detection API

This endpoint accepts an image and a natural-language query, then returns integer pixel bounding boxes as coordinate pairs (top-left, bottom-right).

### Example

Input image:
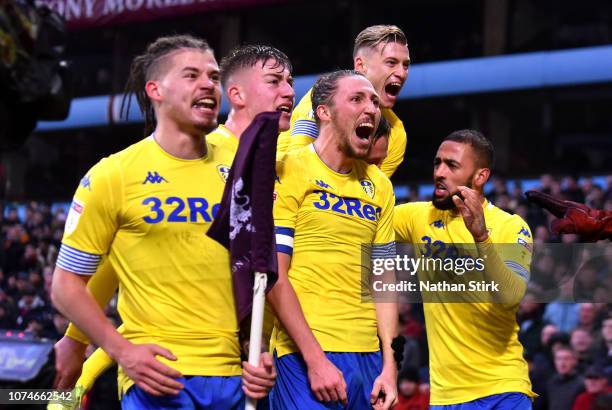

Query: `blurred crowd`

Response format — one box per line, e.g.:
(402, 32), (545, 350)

(1, 173), (611, 410)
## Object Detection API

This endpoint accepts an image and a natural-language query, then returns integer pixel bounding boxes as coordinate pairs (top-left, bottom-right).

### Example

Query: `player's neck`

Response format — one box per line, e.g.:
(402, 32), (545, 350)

(153, 120), (207, 159)
(224, 110), (251, 140)
(313, 132), (353, 174)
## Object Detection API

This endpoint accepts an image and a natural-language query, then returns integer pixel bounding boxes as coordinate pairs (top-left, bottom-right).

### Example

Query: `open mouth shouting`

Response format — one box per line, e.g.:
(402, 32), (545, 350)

(355, 121), (375, 139)
(192, 96), (218, 116)
(276, 102), (293, 118)
(383, 80), (403, 104)
(276, 102), (293, 131)
(276, 103), (292, 114)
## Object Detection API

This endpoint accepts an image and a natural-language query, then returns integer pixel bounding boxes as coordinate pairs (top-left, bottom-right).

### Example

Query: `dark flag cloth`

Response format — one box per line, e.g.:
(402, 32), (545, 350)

(207, 111), (280, 323)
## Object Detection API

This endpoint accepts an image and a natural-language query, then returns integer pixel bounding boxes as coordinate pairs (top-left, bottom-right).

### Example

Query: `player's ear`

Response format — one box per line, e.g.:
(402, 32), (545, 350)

(473, 167), (491, 189)
(316, 104), (331, 122)
(226, 84), (244, 108)
(145, 80), (162, 102)
(354, 55), (367, 74)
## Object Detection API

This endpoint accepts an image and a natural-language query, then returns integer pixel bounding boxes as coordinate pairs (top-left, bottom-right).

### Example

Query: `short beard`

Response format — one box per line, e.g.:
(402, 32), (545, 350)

(333, 119), (368, 160)
(432, 177), (475, 210)
(432, 194), (456, 210)
(197, 118), (218, 135)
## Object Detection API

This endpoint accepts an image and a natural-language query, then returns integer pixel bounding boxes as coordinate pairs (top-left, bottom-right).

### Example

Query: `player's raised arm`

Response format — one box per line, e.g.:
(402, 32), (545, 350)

(453, 185), (529, 304)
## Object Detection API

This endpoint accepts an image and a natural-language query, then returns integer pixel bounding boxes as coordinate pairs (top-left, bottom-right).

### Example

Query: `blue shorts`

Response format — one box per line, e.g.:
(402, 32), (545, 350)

(122, 375), (244, 410)
(430, 392), (532, 410)
(270, 351), (382, 410)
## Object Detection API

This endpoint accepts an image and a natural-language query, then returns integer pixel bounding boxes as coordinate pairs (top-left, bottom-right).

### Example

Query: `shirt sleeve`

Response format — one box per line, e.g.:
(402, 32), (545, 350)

(379, 109), (407, 178)
(498, 215), (533, 281)
(474, 214), (532, 304)
(393, 203), (416, 242)
(57, 157), (121, 275)
(374, 177), (396, 246)
(273, 156), (305, 256)
(287, 90), (319, 152)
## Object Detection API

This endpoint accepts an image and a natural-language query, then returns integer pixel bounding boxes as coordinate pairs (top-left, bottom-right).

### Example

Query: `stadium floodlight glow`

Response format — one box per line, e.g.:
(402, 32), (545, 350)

(36, 45), (612, 132)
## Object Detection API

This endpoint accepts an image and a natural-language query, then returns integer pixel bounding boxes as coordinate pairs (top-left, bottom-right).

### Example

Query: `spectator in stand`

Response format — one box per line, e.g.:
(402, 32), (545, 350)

(546, 346), (585, 410)
(531, 251), (557, 295)
(544, 279), (580, 333)
(486, 176), (509, 205)
(562, 176), (585, 203)
(509, 181), (526, 210)
(398, 301), (426, 371)
(572, 365), (612, 410)
(394, 366), (429, 410)
(4, 207), (21, 225)
(0, 288), (16, 322)
(586, 185), (606, 210)
(515, 203), (529, 222)
(580, 178), (594, 198)
(571, 328), (595, 373)
(577, 303), (598, 333)
(0, 302), (14, 329)
(534, 324), (560, 371)
(542, 325), (560, 351)
(519, 292), (548, 358)
(534, 226), (551, 244)
(16, 284), (45, 328)
(550, 179), (563, 197)
(593, 312), (612, 381)
(539, 174), (554, 195)
(605, 176), (612, 201)
(531, 325), (559, 410)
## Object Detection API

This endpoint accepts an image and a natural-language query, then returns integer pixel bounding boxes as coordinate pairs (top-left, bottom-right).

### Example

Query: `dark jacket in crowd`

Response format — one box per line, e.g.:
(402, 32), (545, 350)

(546, 373), (585, 410)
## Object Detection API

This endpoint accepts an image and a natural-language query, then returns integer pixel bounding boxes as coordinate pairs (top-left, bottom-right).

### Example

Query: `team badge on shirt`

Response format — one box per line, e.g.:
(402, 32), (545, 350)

(360, 179), (375, 198)
(217, 165), (230, 183)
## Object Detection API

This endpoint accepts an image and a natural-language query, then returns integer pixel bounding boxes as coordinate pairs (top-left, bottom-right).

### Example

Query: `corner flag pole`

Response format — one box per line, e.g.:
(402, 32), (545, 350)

(245, 272), (268, 410)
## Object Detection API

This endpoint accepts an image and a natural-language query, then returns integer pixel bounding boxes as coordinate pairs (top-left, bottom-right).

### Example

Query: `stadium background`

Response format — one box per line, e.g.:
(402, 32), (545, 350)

(1, 0), (611, 409)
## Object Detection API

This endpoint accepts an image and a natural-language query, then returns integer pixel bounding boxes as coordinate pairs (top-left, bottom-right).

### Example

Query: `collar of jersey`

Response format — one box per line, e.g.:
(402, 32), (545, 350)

(309, 143), (354, 177)
(148, 134), (211, 163)
(216, 124), (238, 141)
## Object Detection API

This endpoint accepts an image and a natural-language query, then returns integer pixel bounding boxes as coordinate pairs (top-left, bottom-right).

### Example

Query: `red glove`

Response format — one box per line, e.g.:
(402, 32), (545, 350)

(525, 190), (612, 242)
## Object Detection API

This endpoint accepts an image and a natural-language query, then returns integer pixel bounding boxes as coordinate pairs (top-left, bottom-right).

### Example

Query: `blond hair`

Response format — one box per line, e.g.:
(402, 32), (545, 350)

(353, 25), (407, 57)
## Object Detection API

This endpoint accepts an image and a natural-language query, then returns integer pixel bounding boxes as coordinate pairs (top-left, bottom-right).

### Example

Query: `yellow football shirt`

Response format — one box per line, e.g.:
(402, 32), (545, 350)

(394, 200), (535, 405)
(272, 145), (395, 357)
(58, 136), (241, 394)
(280, 88), (407, 177)
(207, 124), (239, 153)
